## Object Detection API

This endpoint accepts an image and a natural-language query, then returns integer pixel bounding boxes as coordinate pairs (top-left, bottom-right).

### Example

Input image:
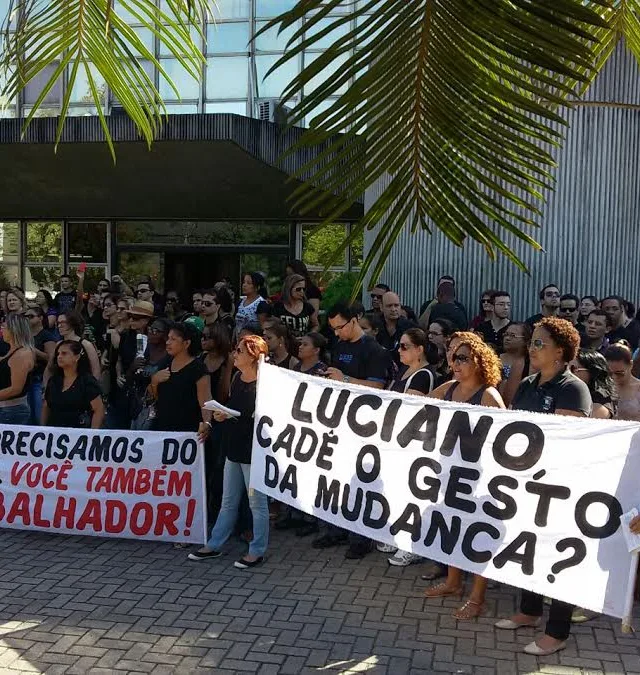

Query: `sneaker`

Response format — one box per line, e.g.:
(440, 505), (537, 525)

(376, 542), (397, 554)
(234, 556), (264, 569)
(188, 549), (222, 561)
(388, 550), (422, 567)
(312, 533), (348, 549)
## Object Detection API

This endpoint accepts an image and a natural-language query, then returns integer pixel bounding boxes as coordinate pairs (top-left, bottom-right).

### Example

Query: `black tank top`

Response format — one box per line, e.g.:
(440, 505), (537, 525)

(444, 381), (487, 406)
(0, 348), (30, 399)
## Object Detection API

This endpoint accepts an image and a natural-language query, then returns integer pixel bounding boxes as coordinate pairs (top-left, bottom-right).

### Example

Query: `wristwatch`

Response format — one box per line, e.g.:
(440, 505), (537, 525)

(343, 374), (350, 383)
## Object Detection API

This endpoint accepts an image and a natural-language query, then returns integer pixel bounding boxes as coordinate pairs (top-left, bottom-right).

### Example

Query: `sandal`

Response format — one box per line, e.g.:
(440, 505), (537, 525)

(424, 582), (464, 599)
(454, 599), (484, 620)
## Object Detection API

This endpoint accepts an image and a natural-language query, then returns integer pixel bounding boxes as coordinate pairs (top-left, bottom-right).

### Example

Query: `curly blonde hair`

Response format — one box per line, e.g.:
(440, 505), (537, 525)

(450, 331), (502, 388)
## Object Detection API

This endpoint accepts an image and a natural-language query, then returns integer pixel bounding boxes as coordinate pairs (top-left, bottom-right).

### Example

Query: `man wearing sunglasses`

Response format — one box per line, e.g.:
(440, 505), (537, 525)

(525, 283), (561, 328)
(369, 283), (390, 312)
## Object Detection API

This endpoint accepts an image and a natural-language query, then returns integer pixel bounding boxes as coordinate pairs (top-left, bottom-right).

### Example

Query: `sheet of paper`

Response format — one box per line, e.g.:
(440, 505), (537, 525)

(203, 399), (241, 418)
(620, 508), (640, 554)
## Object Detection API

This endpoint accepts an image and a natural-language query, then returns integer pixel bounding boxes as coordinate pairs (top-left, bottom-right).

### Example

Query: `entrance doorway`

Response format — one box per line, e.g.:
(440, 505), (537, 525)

(164, 252), (240, 294)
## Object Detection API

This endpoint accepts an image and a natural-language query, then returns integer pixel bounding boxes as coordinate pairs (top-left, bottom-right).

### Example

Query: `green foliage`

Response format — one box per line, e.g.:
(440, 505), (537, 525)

(320, 271), (358, 311)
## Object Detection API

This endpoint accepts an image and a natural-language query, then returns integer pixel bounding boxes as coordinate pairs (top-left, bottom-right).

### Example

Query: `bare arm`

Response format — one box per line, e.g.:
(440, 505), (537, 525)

(41, 399), (50, 426)
(308, 298), (320, 327)
(591, 403), (611, 419)
(480, 387), (506, 409)
(83, 340), (102, 381)
(90, 396), (105, 429)
(196, 375), (212, 425)
(0, 351), (33, 401)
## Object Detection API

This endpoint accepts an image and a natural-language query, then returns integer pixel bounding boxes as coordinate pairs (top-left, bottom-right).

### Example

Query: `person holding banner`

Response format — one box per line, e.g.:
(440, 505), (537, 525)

(189, 335), (270, 569)
(423, 332), (505, 620)
(496, 317), (592, 656)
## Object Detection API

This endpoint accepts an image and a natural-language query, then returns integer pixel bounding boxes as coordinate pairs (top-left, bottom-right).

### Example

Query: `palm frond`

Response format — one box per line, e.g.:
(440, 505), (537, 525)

(261, 0), (614, 292)
(0, 0), (207, 160)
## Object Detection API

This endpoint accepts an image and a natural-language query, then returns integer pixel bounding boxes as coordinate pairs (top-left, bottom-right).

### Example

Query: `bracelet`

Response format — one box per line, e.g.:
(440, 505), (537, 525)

(343, 374), (350, 384)
(204, 421), (212, 428)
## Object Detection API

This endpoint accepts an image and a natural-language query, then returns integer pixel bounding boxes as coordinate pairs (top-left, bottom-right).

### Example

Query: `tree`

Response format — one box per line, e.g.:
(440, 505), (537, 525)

(1, 0), (633, 288)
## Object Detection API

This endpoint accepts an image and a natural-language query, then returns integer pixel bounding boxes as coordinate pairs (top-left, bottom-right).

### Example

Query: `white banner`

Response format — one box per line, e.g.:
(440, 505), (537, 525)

(0, 426), (207, 544)
(251, 363), (640, 618)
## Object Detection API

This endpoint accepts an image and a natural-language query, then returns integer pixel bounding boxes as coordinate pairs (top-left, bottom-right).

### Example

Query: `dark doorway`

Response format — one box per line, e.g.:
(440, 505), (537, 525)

(164, 252), (240, 296)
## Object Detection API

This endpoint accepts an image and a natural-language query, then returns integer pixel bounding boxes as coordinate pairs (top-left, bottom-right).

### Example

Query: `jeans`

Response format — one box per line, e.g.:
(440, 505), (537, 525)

(520, 590), (573, 640)
(0, 403), (31, 426)
(28, 379), (43, 425)
(206, 460), (269, 558)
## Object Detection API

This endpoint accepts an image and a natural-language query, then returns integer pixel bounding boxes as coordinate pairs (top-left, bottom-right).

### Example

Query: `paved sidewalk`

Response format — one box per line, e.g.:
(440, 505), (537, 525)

(0, 528), (638, 674)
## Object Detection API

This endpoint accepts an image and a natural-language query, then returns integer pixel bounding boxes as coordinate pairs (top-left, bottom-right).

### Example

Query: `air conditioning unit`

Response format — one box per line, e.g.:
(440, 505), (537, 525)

(256, 98), (299, 126)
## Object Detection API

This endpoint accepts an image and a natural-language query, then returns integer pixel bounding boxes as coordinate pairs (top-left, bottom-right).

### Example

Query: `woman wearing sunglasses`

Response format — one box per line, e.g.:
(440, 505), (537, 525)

(470, 289), (497, 331)
(271, 274), (319, 339)
(378, 328), (439, 566)
(424, 332), (505, 620)
(498, 322), (532, 407)
(496, 317), (591, 656)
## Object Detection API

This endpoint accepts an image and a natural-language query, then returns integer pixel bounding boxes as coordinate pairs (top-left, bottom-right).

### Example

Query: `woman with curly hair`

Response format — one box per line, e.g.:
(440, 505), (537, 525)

(496, 317), (591, 656)
(424, 331), (505, 620)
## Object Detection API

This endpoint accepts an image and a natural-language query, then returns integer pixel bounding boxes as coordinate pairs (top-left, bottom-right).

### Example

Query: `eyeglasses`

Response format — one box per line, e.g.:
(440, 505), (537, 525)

(202, 300), (215, 307)
(138, 287), (151, 293)
(331, 320), (351, 333)
(452, 354), (471, 364)
(560, 306), (577, 313)
(370, 294), (383, 300)
(398, 342), (413, 351)
(428, 331), (442, 337)
(24, 313), (37, 319)
(530, 338), (548, 350)
(293, 287), (305, 293)
(569, 365), (588, 374)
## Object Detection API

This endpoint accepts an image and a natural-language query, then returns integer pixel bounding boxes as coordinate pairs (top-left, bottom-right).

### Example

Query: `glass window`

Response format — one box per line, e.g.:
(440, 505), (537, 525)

(0, 222), (19, 264)
(24, 64), (61, 105)
(302, 223), (347, 269)
(0, 265), (19, 289)
(26, 222), (62, 263)
(303, 51), (350, 95)
(25, 266), (62, 296)
(159, 24), (200, 56)
(122, 25), (154, 57)
(255, 0), (297, 17)
(68, 222), (108, 264)
(206, 22), (250, 54)
(22, 107), (60, 118)
(254, 20), (300, 52)
(0, 0), (16, 28)
(204, 101), (247, 114)
(114, 0), (142, 24)
(117, 221), (290, 246)
(305, 17), (350, 50)
(205, 57), (248, 99)
(69, 63), (107, 104)
(117, 252), (164, 292)
(159, 58), (200, 100)
(164, 103), (199, 114)
(212, 0), (251, 19)
(256, 54), (299, 99)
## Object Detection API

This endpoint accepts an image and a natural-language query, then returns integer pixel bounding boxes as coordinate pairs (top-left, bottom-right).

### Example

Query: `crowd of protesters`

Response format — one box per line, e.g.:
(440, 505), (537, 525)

(1, 267), (640, 655)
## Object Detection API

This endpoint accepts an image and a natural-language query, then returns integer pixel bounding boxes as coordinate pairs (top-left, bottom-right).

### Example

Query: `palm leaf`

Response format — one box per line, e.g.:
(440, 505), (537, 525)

(0, 0), (208, 161)
(260, 0), (614, 292)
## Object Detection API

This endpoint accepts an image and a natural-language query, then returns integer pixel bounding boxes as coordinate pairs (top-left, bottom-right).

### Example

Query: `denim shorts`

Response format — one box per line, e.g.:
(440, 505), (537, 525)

(0, 403), (31, 426)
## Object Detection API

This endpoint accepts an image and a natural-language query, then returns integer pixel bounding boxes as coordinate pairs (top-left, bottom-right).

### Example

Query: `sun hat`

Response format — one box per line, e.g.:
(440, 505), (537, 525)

(126, 300), (155, 318)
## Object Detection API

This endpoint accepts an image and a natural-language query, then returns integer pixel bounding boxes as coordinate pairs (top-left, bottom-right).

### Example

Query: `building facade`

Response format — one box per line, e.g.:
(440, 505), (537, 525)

(0, 0), (368, 296)
(364, 42), (640, 320)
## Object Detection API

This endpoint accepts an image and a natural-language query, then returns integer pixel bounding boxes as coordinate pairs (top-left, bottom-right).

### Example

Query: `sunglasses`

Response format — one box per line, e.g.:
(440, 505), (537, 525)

(24, 313), (37, 319)
(452, 354), (471, 364)
(398, 342), (413, 351)
(530, 338), (548, 350)
(482, 299), (492, 304)
(293, 287), (305, 293)
(370, 294), (383, 300)
(560, 306), (577, 313)
(202, 300), (216, 307)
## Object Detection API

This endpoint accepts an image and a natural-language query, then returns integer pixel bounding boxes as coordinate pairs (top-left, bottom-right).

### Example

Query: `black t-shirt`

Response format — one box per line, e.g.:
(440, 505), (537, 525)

(119, 330), (139, 373)
(45, 373), (102, 428)
(512, 369), (592, 416)
(55, 291), (77, 315)
(377, 317), (416, 355)
(33, 329), (56, 378)
(272, 301), (315, 338)
(221, 375), (257, 464)
(294, 360), (328, 377)
(476, 320), (511, 353)
(609, 320), (640, 351)
(429, 302), (468, 332)
(154, 358), (208, 432)
(525, 313), (544, 328)
(331, 334), (389, 384)
(592, 390), (616, 418)
(389, 367), (434, 394)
